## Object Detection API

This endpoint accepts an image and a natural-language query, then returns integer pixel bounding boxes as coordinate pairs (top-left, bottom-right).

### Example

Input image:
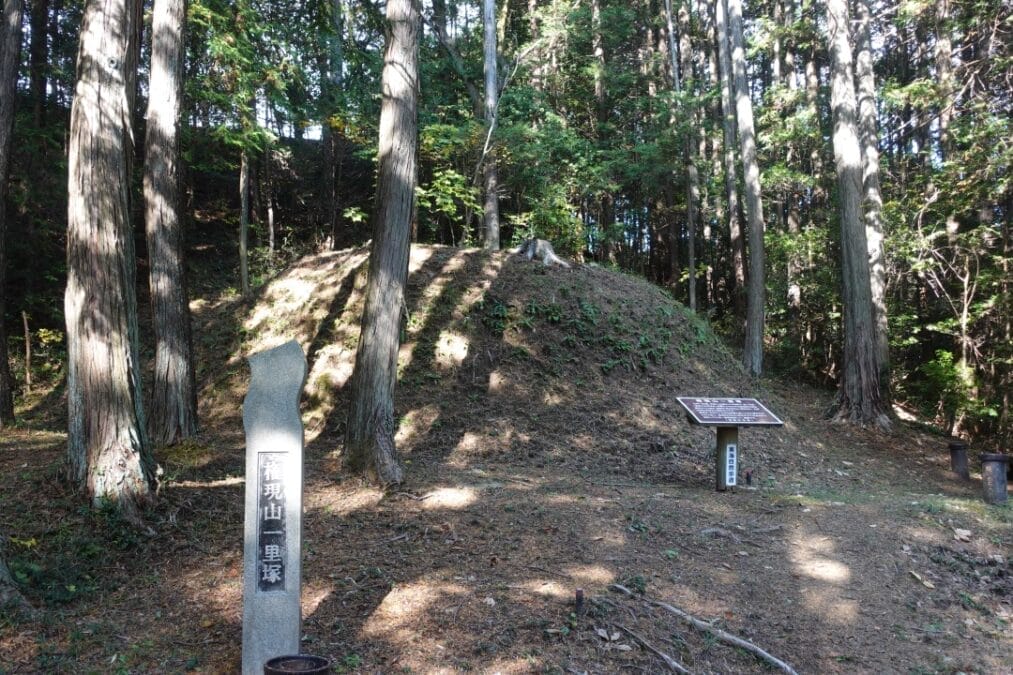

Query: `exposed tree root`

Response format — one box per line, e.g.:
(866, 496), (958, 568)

(610, 584), (799, 675)
(617, 623), (691, 674)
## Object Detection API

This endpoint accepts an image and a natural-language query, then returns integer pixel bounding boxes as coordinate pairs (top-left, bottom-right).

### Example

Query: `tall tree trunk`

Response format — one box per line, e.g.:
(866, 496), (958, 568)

(66, 0), (155, 512)
(323, 0), (344, 249)
(855, 0), (889, 387)
(28, 0), (47, 125)
(726, 0), (766, 376)
(715, 0), (744, 314)
(934, 0), (953, 160)
(0, 0), (24, 427)
(239, 149), (250, 297)
(344, 0), (418, 486)
(825, 0), (889, 427)
(669, 0), (700, 312)
(482, 0), (500, 249)
(144, 0), (197, 446)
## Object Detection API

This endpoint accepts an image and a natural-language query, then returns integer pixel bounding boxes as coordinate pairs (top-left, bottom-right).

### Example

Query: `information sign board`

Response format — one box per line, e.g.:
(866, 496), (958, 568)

(677, 397), (783, 426)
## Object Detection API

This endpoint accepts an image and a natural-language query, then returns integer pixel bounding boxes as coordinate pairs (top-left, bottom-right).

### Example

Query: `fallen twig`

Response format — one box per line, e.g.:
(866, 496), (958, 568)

(698, 527), (761, 547)
(617, 624), (692, 674)
(610, 584), (798, 675)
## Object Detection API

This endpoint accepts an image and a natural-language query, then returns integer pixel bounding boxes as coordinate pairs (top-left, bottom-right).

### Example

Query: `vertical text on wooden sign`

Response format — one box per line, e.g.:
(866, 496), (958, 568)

(257, 452), (287, 592)
(725, 445), (737, 487)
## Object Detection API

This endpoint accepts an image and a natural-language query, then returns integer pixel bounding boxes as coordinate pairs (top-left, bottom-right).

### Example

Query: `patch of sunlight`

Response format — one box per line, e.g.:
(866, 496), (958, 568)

(435, 331), (470, 368)
(395, 405), (439, 445)
(422, 486), (478, 510)
(564, 564), (615, 586)
(519, 579), (569, 599)
(173, 476), (245, 489)
(304, 485), (384, 516)
(893, 404), (919, 422)
(397, 342), (414, 373)
(799, 587), (858, 622)
(361, 579), (466, 639)
(443, 432), (484, 468)
(407, 247), (435, 274)
(543, 494), (582, 507)
(489, 370), (506, 393)
(789, 529), (857, 624)
(543, 391), (564, 406)
(301, 582), (332, 616)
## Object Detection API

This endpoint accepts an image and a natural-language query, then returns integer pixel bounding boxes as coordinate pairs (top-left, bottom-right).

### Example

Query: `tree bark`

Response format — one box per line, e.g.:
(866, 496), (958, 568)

(344, 0), (419, 486)
(322, 0), (344, 249)
(668, 0), (700, 312)
(825, 0), (889, 427)
(28, 0), (47, 125)
(727, 0), (766, 376)
(855, 0), (889, 386)
(66, 0), (155, 511)
(715, 0), (744, 313)
(144, 0), (197, 446)
(482, 0), (500, 249)
(239, 149), (250, 297)
(0, 0), (23, 427)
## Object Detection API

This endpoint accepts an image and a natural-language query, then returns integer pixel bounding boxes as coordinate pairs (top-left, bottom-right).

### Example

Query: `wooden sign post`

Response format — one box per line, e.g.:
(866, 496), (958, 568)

(242, 340), (308, 674)
(677, 397), (783, 491)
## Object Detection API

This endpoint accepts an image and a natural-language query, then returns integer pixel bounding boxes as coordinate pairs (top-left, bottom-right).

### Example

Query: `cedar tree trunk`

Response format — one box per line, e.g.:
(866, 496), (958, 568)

(0, 0), (22, 426)
(144, 0), (197, 445)
(727, 0), (766, 376)
(482, 0), (500, 250)
(66, 0), (156, 511)
(826, 0), (889, 427)
(344, 0), (419, 486)
(715, 0), (745, 312)
(855, 0), (890, 384)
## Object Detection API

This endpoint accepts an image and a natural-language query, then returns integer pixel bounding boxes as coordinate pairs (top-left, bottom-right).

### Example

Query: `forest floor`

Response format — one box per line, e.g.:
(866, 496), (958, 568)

(1, 244), (1011, 674)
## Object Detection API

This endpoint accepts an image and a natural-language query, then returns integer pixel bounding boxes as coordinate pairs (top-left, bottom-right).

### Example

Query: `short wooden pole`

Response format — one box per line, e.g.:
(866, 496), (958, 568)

(716, 426), (739, 491)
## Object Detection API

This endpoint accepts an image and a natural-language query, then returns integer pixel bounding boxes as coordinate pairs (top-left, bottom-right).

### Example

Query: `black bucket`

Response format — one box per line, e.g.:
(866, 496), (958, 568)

(264, 655), (331, 674)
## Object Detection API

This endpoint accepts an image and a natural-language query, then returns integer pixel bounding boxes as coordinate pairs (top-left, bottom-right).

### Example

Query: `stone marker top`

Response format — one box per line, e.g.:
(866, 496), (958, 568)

(677, 397), (783, 427)
(243, 340), (308, 439)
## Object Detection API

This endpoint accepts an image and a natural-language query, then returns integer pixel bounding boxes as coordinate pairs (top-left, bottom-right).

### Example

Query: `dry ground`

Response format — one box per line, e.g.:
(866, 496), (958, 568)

(1, 245), (1010, 674)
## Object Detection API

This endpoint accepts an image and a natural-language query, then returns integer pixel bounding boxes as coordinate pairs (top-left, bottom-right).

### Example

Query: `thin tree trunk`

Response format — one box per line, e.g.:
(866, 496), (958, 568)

(28, 0), (47, 125)
(323, 0), (344, 249)
(239, 149), (250, 297)
(669, 0), (699, 312)
(482, 0), (500, 249)
(727, 0), (766, 376)
(715, 0), (744, 314)
(935, 0), (953, 160)
(826, 0), (889, 427)
(344, 0), (419, 486)
(855, 0), (889, 386)
(66, 0), (155, 511)
(144, 0), (197, 446)
(0, 0), (23, 426)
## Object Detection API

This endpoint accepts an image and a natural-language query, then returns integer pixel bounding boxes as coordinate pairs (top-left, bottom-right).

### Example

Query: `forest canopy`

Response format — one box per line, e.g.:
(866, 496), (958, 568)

(0, 0), (1010, 450)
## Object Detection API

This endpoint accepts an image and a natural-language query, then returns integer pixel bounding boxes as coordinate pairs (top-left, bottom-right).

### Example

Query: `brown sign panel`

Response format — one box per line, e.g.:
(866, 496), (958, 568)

(677, 397), (783, 427)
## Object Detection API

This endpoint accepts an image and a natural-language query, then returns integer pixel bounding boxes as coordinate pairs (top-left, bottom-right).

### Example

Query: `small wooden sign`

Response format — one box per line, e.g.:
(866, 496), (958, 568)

(677, 397), (783, 427)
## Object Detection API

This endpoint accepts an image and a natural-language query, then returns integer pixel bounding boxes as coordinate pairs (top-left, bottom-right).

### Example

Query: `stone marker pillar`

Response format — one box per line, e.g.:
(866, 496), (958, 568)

(980, 453), (1009, 506)
(949, 441), (970, 480)
(242, 340), (308, 675)
(716, 426), (738, 491)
